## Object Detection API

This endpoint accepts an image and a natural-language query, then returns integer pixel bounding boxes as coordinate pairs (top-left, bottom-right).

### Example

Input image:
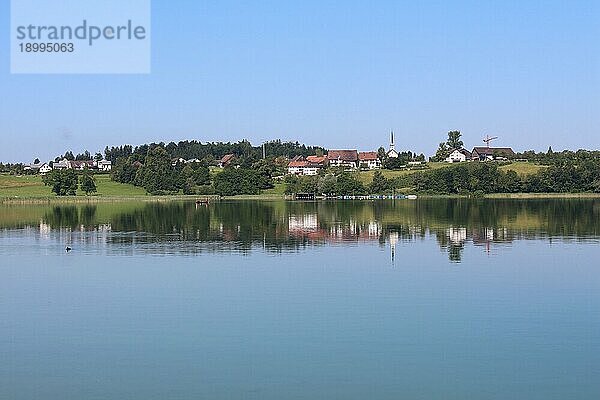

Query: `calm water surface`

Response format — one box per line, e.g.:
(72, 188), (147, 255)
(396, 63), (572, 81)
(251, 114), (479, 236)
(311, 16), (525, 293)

(1, 199), (599, 399)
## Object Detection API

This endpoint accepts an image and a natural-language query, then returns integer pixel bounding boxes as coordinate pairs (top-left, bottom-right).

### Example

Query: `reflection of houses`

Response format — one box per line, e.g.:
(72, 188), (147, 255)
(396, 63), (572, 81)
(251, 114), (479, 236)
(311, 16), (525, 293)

(358, 152), (381, 170)
(447, 227), (467, 244)
(288, 214), (318, 232)
(327, 150), (358, 170)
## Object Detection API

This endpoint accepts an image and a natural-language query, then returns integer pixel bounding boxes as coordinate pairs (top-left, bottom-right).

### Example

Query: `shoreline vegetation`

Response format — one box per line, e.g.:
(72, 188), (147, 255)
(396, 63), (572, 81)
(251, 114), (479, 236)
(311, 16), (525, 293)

(2, 137), (600, 203)
(2, 191), (600, 205)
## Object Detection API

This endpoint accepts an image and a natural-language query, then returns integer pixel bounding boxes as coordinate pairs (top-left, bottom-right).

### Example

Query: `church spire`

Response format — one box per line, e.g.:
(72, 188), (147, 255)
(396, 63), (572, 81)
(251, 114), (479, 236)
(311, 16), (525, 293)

(390, 130), (395, 150)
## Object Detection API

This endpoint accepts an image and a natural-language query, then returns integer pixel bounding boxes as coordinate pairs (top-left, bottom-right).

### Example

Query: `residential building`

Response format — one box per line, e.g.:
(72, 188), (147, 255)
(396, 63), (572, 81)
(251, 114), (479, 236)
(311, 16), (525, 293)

(171, 158), (186, 166)
(96, 160), (112, 172)
(24, 162), (43, 173)
(445, 148), (472, 163)
(39, 163), (52, 174)
(219, 154), (236, 168)
(306, 155), (327, 167)
(327, 150), (358, 170)
(471, 147), (515, 161)
(52, 159), (70, 170)
(288, 156), (322, 176)
(358, 152), (381, 170)
(69, 160), (95, 170)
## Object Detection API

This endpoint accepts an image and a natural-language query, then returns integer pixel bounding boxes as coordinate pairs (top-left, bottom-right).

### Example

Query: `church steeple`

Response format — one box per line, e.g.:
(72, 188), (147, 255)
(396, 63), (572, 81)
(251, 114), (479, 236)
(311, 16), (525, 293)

(387, 130), (399, 158)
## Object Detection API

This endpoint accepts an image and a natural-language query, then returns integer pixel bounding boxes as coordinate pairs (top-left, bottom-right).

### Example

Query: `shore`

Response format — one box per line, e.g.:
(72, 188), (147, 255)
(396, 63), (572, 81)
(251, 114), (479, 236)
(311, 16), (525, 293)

(2, 192), (600, 204)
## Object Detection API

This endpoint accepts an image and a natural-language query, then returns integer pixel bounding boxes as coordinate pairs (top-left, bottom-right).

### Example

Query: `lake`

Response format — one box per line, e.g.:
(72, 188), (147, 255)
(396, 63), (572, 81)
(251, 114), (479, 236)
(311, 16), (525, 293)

(1, 199), (599, 399)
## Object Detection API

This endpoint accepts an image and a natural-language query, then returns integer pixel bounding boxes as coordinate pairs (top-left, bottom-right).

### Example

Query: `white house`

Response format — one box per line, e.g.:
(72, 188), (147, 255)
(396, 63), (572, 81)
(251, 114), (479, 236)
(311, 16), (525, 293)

(96, 160), (112, 172)
(39, 163), (52, 174)
(358, 152), (381, 170)
(288, 157), (322, 176)
(445, 148), (472, 163)
(52, 159), (70, 170)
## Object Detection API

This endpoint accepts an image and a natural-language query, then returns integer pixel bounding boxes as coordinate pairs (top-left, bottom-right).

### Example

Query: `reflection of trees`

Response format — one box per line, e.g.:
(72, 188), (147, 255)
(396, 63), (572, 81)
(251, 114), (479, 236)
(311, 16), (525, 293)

(42, 205), (97, 230)
(6, 198), (598, 258)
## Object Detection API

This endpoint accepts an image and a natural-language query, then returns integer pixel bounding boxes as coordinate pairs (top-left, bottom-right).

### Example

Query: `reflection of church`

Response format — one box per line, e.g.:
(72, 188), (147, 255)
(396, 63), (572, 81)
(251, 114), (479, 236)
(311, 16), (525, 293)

(387, 131), (399, 158)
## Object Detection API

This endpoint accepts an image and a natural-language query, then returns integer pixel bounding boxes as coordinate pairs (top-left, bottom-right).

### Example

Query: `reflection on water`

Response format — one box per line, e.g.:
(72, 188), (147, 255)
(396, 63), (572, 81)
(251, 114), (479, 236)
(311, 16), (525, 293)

(1, 199), (599, 261)
(2, 199), (599, 400)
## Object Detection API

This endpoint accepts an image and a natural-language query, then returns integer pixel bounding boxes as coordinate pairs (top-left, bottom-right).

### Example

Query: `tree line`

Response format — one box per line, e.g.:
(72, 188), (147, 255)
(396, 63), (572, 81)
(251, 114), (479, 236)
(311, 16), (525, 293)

(410, 160), (600, 195)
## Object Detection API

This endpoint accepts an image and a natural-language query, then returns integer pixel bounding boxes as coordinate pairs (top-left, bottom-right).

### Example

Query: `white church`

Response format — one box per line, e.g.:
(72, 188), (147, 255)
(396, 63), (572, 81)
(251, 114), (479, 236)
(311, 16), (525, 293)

(387, 131), (399, 158)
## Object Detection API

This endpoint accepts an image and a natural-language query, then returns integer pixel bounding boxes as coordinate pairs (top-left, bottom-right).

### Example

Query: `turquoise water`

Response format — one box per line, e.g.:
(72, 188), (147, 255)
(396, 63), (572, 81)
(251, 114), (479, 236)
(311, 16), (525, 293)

(1, 200), (599, 399)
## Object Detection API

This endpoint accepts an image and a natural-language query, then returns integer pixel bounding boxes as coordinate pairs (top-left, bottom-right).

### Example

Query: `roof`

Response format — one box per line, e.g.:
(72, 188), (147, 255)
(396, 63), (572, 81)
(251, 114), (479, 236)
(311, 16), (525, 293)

(220, 154), (235, 164)
(288, 160), (310, 168)
(327, 150), (358, 162)
(450, 148), (472, 157)
(472, 147), (515, 156)
(358, 151), (378, 161)
(69, 160), (94, 168)
(306, 155), (327, 164)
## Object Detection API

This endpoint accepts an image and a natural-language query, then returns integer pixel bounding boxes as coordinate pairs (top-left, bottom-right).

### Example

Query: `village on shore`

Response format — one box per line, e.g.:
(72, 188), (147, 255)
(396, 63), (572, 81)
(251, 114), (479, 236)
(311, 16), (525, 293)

(21, 131), (515, 177)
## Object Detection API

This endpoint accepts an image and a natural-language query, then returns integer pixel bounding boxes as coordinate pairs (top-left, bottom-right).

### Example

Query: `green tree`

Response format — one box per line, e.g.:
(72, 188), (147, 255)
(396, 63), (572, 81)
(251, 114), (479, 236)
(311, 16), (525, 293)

(434, 142), (450, 161)
(79, 168), (97, 195)
(138, 147), (179, 194)
(369, 170), (390, 194)
(446, 130), (463, 150)
(335, 173), (366, 195)
(44, 169), (78, 196)
(213, 168), (262, 196)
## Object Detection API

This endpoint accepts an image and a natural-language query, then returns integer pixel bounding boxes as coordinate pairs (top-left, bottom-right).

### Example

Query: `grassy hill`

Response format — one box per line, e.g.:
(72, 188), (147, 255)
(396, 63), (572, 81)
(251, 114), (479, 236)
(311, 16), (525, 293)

(499, 162), (548, 175)
(0, 174), (146, 199)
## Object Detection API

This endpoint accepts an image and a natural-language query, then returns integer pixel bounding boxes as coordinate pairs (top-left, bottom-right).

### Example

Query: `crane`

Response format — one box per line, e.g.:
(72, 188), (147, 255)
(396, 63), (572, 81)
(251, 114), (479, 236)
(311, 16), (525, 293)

(483, 134), (498, 148)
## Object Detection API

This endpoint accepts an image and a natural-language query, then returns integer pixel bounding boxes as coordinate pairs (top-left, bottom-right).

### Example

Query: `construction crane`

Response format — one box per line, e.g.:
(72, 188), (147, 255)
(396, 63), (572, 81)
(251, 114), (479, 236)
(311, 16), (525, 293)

(483, 134), (498, 148)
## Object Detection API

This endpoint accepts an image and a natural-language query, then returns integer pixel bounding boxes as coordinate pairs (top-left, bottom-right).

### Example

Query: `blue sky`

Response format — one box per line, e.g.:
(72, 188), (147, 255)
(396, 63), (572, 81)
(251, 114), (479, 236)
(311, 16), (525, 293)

(1, 0), (599, 162)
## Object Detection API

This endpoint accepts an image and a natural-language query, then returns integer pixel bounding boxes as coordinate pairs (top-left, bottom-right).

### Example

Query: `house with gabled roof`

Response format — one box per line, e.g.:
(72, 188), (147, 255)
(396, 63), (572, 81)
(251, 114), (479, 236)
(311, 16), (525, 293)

(471, 147), (515, 161)
(445, 148), (472, 163)
(288, 156), (323, 176)
(327, 150), (358, 170)
(219, 154), (236, 168)
(358, 152), (381, 170)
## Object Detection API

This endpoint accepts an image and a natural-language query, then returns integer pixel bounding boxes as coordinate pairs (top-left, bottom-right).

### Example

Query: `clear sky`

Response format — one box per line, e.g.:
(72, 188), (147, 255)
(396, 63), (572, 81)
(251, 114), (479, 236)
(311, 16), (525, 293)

(1, 0), (599, 162)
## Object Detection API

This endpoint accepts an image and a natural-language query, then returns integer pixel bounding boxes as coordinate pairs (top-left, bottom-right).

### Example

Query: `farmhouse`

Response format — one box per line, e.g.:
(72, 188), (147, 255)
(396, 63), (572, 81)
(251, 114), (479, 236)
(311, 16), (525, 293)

(471, 147), (515, 161)
(219, 154), (236, 168)
(327, 150), (358, 170)
(69, 160), (95, 170)
(52, 159), (70, 170)
(445, 148), (472, 163)
(96, 159), (112, 171)
(358, 152), (381, 170)
(306, 155), (327, 166)
(288, 156), (322, 176)
(39, 163), (52, 174)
